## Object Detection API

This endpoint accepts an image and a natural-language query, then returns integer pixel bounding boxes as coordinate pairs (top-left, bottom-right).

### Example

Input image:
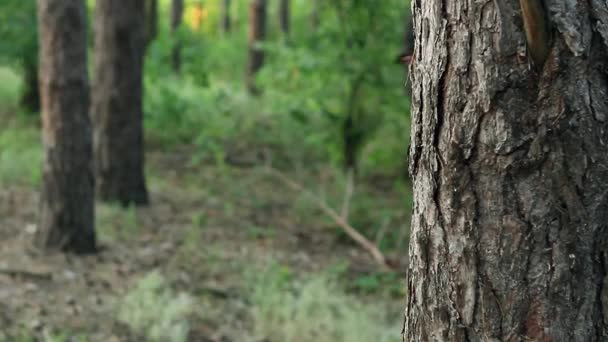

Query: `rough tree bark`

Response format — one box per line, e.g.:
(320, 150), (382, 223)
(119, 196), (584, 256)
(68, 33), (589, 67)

(278, 0), (289, 37)
(405, 0), (608, 341)
(246, 0), (267, 95)
(221, 0), (232, 34)
(170, 0), (184, 73)
(92, 0), (149, 206)
(36, 0), (95, 253)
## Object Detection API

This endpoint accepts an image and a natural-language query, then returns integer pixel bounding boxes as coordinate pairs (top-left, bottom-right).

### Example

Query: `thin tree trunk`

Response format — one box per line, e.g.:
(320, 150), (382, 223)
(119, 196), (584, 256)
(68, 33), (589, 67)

(278, 0), (289, 37)
(19, 60), (40, 113)
(170, 0), (184, 73)
(246, 0), (266, 95)
(404, 0), (608, 341)
(144, 0), (158, 48)
(310, 0), (319, 33)
(92, 0), (149, 206)
(36, 0), (95, 254)
(221, 0), (232, 34)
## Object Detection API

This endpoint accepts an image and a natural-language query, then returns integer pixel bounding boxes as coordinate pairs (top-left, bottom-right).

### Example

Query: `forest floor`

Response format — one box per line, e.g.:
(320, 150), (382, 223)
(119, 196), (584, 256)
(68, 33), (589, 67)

(0, 142), (409, 341)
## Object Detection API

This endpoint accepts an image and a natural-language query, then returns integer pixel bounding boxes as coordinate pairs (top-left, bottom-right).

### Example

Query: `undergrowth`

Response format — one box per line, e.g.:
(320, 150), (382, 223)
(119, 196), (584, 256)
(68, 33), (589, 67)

(117, 271), (193, 342)
(0, 125), (41, 187)
(247, 262), (401, 342)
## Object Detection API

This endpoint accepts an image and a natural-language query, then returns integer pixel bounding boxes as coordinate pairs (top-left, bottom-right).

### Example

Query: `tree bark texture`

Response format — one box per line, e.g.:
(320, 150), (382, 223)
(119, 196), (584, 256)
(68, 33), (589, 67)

(171, 0), (184, 73)
(36, 0), (96, 254)
(279, 0), (290, 37)
(221, 0), (232, 34)
(247, 0), (267, 94)
(92, 0), (149, 206)
(405, 0), (608, 341)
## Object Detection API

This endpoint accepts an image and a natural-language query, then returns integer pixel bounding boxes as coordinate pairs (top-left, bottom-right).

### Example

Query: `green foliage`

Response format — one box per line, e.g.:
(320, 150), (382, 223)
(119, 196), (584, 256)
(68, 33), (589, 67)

(117, 271), (193, 342)
(256, 0), (410, 173)
(247, 225), (277, 239)
(0, 0), (37, 68)
(143, 0), (411, 176)
(248, 263), (401, 342)
(0, 0), (39, 111)
(351, 272), (405, 297)
(0, 66), (22, 114)
(0, 120), (42, 187)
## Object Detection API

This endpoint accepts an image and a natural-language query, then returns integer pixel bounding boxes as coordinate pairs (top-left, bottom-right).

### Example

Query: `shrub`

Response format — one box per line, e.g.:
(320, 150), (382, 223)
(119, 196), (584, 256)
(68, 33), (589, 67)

(117, 271), (193, 342)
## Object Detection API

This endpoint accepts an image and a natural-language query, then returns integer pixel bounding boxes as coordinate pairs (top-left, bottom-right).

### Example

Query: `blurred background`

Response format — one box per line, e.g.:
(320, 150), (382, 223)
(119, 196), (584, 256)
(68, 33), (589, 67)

(0, 0), (412, 340)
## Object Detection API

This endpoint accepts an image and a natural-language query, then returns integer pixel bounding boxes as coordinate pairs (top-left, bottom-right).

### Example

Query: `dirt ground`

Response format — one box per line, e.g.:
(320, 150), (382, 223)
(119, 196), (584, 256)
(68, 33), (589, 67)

(0, 148), (408, 341)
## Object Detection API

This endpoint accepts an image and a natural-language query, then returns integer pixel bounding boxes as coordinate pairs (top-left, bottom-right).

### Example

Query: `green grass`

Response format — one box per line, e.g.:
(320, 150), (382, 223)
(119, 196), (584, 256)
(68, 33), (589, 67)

(0, 66), (41, 187)
(247, 262), (402, 342)
(117, 271), (193, 342)
(0, 122), (42, 187)
(0, 66), (22, 113)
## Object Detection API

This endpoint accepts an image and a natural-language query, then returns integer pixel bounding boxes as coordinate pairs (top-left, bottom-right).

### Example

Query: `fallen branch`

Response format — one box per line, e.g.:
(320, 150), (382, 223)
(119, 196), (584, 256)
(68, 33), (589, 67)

(266, 166), (391, 270)
(0, 268), (53, 281)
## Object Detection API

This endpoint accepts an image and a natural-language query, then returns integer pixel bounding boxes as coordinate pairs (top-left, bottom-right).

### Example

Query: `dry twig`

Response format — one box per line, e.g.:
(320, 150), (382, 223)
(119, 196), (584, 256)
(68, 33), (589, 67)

(266, 166), (391, 270)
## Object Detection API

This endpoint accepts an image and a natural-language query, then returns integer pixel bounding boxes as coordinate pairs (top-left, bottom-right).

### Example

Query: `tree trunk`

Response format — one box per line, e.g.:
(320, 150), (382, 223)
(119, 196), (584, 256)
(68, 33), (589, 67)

(170, 0), (184, 73)
(92, 0), (149, 206)
(404, 0), (608, 341)
(36, 0), (95, 254)
(246, 0), (266, 95)
(144, 0), (158, 48)
(221, 0), (232, 34)
(19, 59), (40, 113)
(278, 0), (289, 37)
(310, 0), (319, 33)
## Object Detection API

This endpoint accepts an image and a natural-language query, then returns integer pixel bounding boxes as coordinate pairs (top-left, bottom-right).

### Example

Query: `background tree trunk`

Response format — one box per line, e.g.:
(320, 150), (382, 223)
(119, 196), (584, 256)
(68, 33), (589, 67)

(246, 0), (266, 95)
(92, 0), (149, 206)
(144, 0), (157, 48)
(19, 59), (40, 113)
(405, 0), (608, 341)
(170, 0), (184, 73)
(310, 0), (319, 33)
(36, 0), (95, 254)
(397, 15), (413, 97)
(221, 0), (231, 34)
(278, 0), (289, 37)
